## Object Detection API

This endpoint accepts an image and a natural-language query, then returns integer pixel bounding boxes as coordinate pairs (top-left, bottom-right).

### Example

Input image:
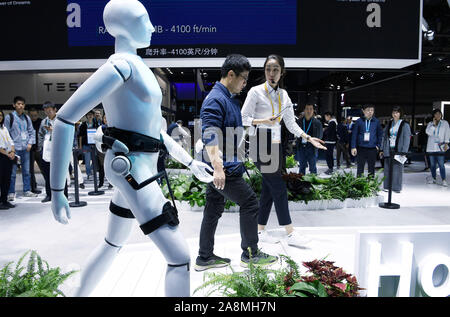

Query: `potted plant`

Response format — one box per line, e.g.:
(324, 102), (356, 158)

(0, 250), (77, 297)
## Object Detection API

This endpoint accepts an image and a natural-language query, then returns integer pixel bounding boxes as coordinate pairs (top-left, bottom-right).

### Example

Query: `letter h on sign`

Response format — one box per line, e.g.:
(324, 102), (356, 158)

(366, 241), (414, 297)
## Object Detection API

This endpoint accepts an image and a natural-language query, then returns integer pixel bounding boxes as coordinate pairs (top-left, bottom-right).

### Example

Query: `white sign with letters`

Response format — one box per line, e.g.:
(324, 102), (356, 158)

(355, 227), (450, 297)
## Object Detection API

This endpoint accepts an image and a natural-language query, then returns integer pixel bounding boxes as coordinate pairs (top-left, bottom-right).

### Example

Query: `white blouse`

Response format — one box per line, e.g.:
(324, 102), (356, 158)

(426, 119), (450, 152)
(0, 126), (14, 152)
(241, 82), (306, 138)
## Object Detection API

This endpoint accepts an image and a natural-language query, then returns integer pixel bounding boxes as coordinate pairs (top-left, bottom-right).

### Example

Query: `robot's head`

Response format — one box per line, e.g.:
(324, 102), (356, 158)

(103, 0), (155, 49)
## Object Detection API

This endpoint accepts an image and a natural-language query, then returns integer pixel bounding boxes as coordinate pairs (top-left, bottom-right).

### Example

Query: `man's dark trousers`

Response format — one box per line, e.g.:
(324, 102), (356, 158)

(297, 144), (317, 174)
(325, 144), (335, 170)
(356, 147), (378, 177)
(30, 148), (42, 192)
(199, 176), (259, 259)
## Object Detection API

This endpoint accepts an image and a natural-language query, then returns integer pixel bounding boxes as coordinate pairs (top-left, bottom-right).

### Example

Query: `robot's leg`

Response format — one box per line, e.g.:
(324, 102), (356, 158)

(75, 190), (134, 297)
(126, 186), (190, 297)
(147, 224), (191, 297)
(105, 151), (191, 296)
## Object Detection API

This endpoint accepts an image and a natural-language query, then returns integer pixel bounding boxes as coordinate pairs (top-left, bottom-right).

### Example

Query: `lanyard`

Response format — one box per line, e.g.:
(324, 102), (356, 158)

(303, 118), (312, 134)
(13, 111), (27, 133)
(390, 120), (402, 137)
(434, 121), (441, 137)
(264, 82), (282, 123)
(365, 119), (371, 132)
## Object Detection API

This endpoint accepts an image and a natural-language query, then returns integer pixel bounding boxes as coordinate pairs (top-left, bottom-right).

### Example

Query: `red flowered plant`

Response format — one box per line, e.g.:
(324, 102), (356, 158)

(285, 259), (363, 297)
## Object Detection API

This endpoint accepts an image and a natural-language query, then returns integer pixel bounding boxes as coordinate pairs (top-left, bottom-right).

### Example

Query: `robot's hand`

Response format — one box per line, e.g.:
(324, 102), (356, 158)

(51, 191), (71, 225)
(94, 126), (129, 154)
(189, 160), (214, 183)
(195, 139), (204, 154)
(111, 139), (129, 154)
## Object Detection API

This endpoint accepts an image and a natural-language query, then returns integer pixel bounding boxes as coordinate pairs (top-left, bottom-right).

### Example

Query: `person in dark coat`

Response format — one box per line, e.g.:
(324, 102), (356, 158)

(295, 104), (323, 174)
(323, 112), (337, 175)
(380, 106), (411, 193)
(351, 105), (383, 177)
(336, 118), (351, 169)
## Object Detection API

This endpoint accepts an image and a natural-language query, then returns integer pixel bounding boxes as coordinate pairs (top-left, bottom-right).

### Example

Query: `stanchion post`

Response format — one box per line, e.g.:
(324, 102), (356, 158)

(88, 145), (105, 196)
(379, 149), (400, 209)
(69, 149), (87, 208)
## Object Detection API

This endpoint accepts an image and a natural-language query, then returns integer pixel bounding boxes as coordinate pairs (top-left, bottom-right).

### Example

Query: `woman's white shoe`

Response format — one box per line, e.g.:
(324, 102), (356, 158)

(258, 230), (280, 244)
(286, 231), (311, 247)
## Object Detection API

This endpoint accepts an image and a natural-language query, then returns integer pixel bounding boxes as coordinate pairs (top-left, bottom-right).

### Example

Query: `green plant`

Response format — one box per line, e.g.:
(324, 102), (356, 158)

(194, 253), (293, 297)
(285, 155), (298, 169)
(195, 254), (360, 298)
(0, 250), (77, 297)
(285, 172), (382, 203)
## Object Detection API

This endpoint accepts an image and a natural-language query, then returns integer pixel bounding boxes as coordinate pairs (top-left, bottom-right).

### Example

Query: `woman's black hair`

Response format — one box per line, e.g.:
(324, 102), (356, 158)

(262, 54), (286, 88)
(0, 110), (4, 128)
(432, 108), (442, 117)
(392, 105), (404, 118)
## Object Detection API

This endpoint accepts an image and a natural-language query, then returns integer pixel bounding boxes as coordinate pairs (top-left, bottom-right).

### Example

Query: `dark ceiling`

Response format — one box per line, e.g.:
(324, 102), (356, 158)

(161, 0), (450, 118)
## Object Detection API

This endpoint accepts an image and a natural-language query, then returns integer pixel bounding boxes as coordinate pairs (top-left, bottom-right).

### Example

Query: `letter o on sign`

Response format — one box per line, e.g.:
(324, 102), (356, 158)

(418, 254), (450, 297)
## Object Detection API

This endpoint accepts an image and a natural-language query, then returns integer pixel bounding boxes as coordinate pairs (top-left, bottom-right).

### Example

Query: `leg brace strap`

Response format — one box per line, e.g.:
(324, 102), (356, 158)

(109, 201), (135, 219)
(168, 262), (190, 271)
(139, 202), (179, 235)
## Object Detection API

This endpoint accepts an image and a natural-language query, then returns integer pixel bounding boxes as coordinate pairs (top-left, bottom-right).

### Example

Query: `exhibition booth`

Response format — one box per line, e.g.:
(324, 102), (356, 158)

(0, 0), (449, 300)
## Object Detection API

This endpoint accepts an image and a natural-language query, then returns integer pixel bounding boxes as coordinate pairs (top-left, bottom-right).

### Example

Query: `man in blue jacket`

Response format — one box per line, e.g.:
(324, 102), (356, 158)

(351, 105), (383, 177)
(4, 96), (37, 201)
(196, 54), (277, 272)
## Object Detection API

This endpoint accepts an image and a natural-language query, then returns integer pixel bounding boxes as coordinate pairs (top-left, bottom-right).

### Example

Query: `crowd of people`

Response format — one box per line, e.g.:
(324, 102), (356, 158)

(0, 97), (114, 209)
(289, 103), (449, 191)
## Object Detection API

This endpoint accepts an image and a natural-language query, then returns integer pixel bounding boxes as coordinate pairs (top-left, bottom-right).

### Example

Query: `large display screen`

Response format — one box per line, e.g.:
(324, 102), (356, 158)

(68, 0), (297, 46)
(0, 0), (422, 70)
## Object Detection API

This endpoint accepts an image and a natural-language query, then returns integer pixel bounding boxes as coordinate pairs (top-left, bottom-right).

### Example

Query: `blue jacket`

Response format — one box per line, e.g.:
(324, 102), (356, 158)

(351, 117), (383, 149)
(200, 81), (244, 176)
(4, 111), (36, 151)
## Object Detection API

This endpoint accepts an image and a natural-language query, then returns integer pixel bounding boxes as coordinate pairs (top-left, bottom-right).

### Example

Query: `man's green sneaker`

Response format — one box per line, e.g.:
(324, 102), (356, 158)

(240, 250), (278, 268)
(194, 254), (231, 272)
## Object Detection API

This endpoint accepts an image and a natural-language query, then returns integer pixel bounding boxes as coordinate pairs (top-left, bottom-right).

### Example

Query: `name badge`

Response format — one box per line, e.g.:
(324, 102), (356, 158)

(87, 128), (97, 145)
(302, 138), (307, 144)
(364, 132), (370, 142)
(271, 125), (281, 144)
(21, 131), (27, 141)
(389, 136), (396, 148)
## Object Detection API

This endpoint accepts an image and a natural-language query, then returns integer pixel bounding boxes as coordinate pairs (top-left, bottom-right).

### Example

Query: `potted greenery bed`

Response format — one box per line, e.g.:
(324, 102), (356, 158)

(0, 250), (77, 297)
(194, 254), (362, 297)
(161, 166), (383, 212)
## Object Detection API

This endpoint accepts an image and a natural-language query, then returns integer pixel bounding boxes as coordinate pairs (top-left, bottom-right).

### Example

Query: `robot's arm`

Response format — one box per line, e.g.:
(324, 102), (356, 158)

(161, 130), (213, 183)
(50, 60), (131, 224)
(161, 130), (192, 166)
(57, 60), (131, 123)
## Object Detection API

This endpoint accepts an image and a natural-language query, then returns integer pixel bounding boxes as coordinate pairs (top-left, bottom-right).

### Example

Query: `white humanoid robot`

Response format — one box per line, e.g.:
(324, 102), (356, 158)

(50, 0), (213, 297)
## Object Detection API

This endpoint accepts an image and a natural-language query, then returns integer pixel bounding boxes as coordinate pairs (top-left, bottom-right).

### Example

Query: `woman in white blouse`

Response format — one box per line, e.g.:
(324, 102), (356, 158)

(0, 110), (17, 209)
(426, 108), (450, 186)
(241, 55), (325, 247)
